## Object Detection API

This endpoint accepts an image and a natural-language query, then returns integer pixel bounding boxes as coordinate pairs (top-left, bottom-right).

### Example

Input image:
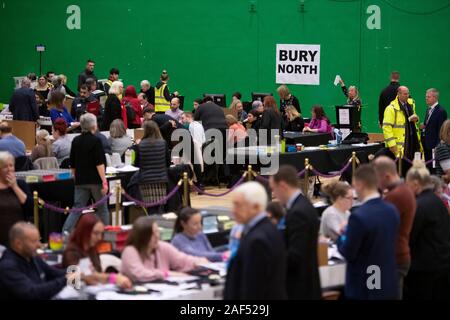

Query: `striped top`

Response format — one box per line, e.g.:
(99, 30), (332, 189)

(435, 142), (450, 177)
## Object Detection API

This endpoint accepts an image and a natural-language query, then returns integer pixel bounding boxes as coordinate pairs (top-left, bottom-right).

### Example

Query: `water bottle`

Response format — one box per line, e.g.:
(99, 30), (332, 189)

(281, 138), (286, 154)
(125, 149), (132, 166)
(334, 129), (343, 145)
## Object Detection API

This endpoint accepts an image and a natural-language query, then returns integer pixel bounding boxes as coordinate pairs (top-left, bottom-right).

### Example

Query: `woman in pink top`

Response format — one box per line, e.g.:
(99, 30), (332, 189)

(303, 105), (332, 134)
(121, 217), (207, 282)
(226, 114), (248, 145)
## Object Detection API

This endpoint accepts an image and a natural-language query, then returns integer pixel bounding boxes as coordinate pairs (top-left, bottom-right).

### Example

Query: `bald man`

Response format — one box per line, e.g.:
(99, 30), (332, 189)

(373, 156), (416, 299)
(382, 86), (422, 164)
(0, 222), (68, 300)
(165, 97), (183, 122)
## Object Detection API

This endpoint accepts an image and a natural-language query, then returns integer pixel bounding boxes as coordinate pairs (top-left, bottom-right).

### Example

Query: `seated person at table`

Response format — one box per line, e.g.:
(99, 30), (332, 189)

(226, 114), (247, 146)
(121, 217), (208, 282)
(266, 201), (286, 229)
(303, 105), (332, 134)
(71, 84), (96, 121)
(284, 105), (304, 132)
(49, 91), (80, 130)
(320, 181), (352, 242)
(0, 121), (26, 158)
(246, 109), (262, 130)
(52, 118), (72, 166)
(0, 222), (68, 300)
(35, 91), (49, 117)
(171, 207), (229, 262)
(230, 99), (248, 123)
(108, 119), (132, 157)
(62, 213), (132, 289)
(0, 152), (33, 246)
(339, 78), (362, 107)
(31, 129), (52, 162)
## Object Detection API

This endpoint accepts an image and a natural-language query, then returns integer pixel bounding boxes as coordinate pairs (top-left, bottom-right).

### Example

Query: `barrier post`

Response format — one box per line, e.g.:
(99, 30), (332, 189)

(33, 191), (39, 227)
(351, 152), (357, 183)
(247, 165), (253, 182)
(183, 172), (189, 207)
(304, 158), (310, 199)
(115, 181), (121, 226)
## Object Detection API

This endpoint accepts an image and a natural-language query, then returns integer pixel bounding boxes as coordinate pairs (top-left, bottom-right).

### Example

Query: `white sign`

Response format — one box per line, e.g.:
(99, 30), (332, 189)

(338, 108), (350, 125)
(276, 44), (320, 85)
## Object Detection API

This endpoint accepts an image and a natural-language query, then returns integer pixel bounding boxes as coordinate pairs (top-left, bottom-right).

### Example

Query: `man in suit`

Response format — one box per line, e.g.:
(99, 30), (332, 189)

(9, 78), (39, 122)
(420, 88), (447, 173)
(224, 182), (287, 300)
(269, 165), (321, 300)
(337, 164), (400, 300)
(378, 71), (400, 127)
(194, 96), (228, 132)
(194, 97), (229, 183)
(144, 110), (183, 148)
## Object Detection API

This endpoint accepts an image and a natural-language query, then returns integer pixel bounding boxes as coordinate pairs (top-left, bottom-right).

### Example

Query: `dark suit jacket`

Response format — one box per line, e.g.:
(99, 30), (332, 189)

(337, 198), (399, 300)
(151, 113), (183, 147)
(194, 102), (227, 131)
(0, 249), (66, 300)
(409, 189), (450, 272)
(423, 104), (447, 150)
(285, 193), (321, 300)
(224, 217), (287, 300)
(378, 81), (400, 125)
(9, 87), (39, 122)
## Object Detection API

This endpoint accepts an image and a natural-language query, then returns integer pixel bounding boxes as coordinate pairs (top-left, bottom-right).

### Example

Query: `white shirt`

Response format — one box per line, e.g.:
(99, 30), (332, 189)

(189, 121), (206, 145)
(426, 101), (439, 124)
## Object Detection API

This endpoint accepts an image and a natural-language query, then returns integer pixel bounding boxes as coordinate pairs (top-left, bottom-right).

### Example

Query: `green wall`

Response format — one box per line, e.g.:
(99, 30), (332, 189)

(1, 0), (449, 132)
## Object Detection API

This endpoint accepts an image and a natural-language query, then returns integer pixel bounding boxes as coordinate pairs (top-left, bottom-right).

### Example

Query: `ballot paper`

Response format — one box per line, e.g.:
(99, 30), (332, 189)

(165, 275), (199, 283)
(116, 165), (139, 173)
(334, 75), (342, 86)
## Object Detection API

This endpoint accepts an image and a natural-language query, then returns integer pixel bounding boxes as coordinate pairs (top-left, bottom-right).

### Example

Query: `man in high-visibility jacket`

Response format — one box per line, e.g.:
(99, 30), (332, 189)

(154, 70), (178, 113)
(104, 68), (120, 94)
(382, 86), (423, 160)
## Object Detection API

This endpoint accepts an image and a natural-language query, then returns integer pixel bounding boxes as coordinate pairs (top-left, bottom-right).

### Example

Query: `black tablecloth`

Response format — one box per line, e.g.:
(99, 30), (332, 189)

(283, 132), (332, 146)
(228, 143), (383, 174)
(279, 144), (383, 173)
(24, 165), (192, 238)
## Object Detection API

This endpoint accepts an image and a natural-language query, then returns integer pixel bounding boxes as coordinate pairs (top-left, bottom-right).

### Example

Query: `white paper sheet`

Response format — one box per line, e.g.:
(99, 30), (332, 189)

(338, 108), (350, 125)
(334, 75), (342, 86)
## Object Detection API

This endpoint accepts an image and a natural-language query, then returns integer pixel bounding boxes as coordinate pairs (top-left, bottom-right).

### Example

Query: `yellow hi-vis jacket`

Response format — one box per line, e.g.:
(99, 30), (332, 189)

(154, 83), (170, 112)
(382, 97), (423, 155)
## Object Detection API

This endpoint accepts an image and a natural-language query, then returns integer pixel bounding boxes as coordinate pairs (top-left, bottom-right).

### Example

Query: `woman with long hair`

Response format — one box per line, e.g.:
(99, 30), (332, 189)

(303, 105), (332, 133)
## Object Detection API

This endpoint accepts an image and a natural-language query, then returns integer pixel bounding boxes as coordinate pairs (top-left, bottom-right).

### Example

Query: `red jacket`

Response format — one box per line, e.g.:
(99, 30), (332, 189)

(122, 86), (143, 127)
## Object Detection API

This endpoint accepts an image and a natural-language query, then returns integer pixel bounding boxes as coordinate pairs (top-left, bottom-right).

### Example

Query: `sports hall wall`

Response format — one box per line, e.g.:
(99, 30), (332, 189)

(0, 0), (448, 132)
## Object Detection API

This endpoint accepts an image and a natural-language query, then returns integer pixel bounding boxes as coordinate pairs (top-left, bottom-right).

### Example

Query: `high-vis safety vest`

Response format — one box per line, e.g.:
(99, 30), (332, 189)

(382, 97), (423, 156)
(154, 83), (170, 112)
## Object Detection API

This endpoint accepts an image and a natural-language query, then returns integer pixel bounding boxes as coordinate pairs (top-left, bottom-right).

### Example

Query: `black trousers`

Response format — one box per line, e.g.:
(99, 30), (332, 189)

(404, 268), (450, 300)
